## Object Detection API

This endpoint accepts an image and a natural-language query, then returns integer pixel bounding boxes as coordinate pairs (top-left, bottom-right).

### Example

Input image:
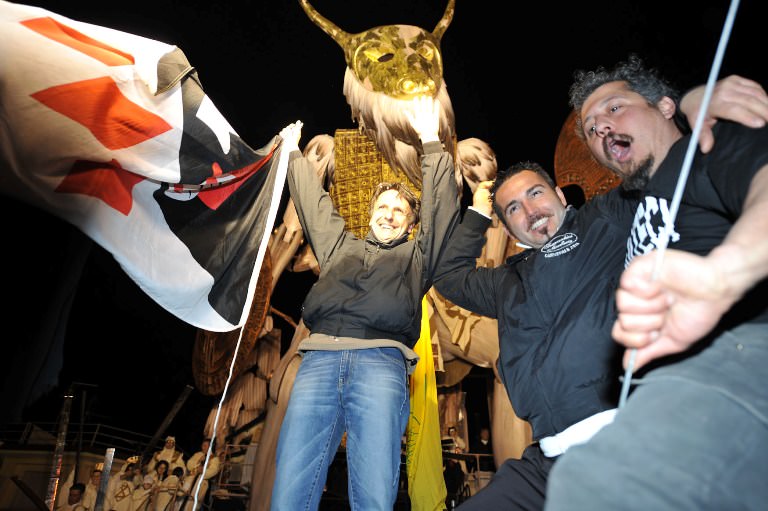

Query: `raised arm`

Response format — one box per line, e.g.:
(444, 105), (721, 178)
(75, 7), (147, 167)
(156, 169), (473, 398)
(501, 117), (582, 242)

(680, 75), (768, 153)
(432, 182), (506, 319)
(406, 96), (462, 287)
(282, 121), (349, 268)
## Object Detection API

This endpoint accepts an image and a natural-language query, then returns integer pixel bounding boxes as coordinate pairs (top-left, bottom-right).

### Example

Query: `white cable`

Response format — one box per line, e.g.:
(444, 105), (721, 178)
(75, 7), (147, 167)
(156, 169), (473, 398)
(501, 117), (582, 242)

(618, 0), (741, 408)
(192, 135), (291, 508)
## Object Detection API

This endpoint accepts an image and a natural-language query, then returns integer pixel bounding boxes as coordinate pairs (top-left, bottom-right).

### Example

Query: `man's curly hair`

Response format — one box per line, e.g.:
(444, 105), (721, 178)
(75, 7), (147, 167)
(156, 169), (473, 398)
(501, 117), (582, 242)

(568, 54), (689, 139)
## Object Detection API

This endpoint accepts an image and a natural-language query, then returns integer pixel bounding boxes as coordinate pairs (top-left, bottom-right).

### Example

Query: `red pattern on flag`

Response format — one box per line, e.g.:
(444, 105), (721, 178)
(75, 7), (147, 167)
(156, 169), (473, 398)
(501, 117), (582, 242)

(54, 159), (144, 216)
(197, 148), (277, 211)
(21, 16), (135, 66)
(31, 77), (173, 150)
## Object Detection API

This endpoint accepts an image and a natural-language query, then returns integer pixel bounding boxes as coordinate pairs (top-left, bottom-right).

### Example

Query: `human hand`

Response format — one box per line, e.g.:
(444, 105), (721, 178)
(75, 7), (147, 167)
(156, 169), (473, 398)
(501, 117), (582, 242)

(680, 75), (768, 153)
(279, 121), (303, 153)
(472, 180), (494, 217)
(404, 95), (440, 143)
(611, 249), (736, 370)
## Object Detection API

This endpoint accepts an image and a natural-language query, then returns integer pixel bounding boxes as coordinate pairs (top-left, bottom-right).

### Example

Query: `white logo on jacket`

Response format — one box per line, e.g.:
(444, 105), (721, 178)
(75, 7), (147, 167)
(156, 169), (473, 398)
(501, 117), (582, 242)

(541, 233), (579, 258)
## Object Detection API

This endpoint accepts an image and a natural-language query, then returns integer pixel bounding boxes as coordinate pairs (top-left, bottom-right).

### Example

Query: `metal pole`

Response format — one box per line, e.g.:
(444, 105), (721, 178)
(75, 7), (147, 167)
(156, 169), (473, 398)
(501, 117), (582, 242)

(45, 389), (74, 511)
(93, 448), (115, 511)
(73, 389), (86, 484)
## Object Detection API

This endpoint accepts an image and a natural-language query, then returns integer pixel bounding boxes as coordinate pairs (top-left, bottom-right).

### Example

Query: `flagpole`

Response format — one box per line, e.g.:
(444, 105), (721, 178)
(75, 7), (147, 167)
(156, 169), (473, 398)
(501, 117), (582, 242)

(194, 135), (291, 510)
(45, 389), (74, 511)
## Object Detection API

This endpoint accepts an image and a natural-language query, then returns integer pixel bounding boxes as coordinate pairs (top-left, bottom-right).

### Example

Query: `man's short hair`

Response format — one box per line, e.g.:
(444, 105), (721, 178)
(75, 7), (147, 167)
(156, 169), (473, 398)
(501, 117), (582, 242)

(70, 482), (86, 493)
(368, 182), (420, 226)
(490, 161), (555, 230)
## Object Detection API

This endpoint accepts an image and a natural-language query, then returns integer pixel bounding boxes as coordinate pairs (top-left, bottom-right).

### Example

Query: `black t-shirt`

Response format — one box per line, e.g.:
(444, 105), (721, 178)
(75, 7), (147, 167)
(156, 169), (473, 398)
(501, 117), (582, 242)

(626, 121), (768, 325)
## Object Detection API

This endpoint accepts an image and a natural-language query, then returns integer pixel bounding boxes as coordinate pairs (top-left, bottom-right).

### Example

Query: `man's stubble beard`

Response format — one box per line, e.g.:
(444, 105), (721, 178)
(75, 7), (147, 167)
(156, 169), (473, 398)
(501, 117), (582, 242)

(619, 156), (653, 192)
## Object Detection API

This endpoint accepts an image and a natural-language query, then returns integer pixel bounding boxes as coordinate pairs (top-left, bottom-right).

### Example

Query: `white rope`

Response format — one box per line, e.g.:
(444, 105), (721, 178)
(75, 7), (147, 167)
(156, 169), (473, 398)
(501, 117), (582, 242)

(192, 136), (291, 508)
(618, 0), (741, 408)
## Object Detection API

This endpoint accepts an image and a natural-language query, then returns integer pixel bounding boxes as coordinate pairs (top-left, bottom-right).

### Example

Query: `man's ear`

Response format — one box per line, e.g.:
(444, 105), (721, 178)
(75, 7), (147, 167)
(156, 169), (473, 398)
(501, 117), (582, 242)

(407, 224), (415, 234)
(555, 186), (567, 207)
(494, 212), (513, 240)
(658, 96), (677, 119)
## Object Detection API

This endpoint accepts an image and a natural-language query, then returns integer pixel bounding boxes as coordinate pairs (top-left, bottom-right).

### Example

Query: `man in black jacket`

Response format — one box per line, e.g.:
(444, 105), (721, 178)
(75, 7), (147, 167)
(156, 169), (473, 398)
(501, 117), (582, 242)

(433, 75), (768, 510)
(433, 161), (635, 509)
(545, 56), (768, 511)
(271, 95), (461, 511)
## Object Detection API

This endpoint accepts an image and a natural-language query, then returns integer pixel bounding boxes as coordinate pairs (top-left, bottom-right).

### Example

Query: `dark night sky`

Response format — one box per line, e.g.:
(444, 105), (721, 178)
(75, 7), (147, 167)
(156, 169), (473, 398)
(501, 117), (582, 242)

(2, 0), (766, 453)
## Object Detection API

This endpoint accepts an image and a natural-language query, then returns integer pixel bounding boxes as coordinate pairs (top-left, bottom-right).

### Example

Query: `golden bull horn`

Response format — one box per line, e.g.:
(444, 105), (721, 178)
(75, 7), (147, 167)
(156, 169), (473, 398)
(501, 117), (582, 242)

(299, 0), (456, 99)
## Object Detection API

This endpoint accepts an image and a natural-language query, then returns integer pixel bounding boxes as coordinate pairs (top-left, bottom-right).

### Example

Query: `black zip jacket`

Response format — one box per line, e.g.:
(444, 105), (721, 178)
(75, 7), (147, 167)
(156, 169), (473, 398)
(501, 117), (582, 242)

(433, 188), (636, 440)
(287, 140), (460, 348)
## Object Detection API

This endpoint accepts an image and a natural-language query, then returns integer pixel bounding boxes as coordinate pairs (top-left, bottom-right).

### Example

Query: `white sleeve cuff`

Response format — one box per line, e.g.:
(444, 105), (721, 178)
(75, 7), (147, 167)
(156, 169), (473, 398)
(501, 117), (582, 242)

(468, 206), (492, 220)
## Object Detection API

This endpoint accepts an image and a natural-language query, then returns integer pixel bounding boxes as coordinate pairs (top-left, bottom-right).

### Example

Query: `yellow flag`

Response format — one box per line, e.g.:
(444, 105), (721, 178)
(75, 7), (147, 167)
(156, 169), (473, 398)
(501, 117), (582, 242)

(406, 296), (447, 510)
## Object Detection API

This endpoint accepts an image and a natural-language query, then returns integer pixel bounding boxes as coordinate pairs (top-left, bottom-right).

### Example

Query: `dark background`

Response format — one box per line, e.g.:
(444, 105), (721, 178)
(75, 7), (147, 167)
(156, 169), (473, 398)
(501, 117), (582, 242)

(2, 0), (765, 454)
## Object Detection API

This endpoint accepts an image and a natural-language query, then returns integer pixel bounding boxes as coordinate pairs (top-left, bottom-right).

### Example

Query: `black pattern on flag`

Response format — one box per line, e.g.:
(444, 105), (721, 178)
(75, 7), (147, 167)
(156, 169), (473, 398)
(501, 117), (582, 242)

(0, 0), (288, 331)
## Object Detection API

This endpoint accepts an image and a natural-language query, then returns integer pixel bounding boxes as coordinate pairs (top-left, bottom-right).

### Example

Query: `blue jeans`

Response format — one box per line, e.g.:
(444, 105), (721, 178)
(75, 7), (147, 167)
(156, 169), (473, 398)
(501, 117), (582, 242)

(545, 322), (768, 510)
(270, 348), (410, 511)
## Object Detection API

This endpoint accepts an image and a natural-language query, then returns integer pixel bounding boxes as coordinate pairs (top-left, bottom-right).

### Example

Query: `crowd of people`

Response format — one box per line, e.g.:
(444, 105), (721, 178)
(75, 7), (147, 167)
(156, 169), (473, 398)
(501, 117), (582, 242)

(53, 59), (768, 511)
(263, 48), (768, 509)
(431, 59), (768, 510)
(272, 95), (461, 510)
(55, 436), (222, 511)
(2, 0), (763, 509)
